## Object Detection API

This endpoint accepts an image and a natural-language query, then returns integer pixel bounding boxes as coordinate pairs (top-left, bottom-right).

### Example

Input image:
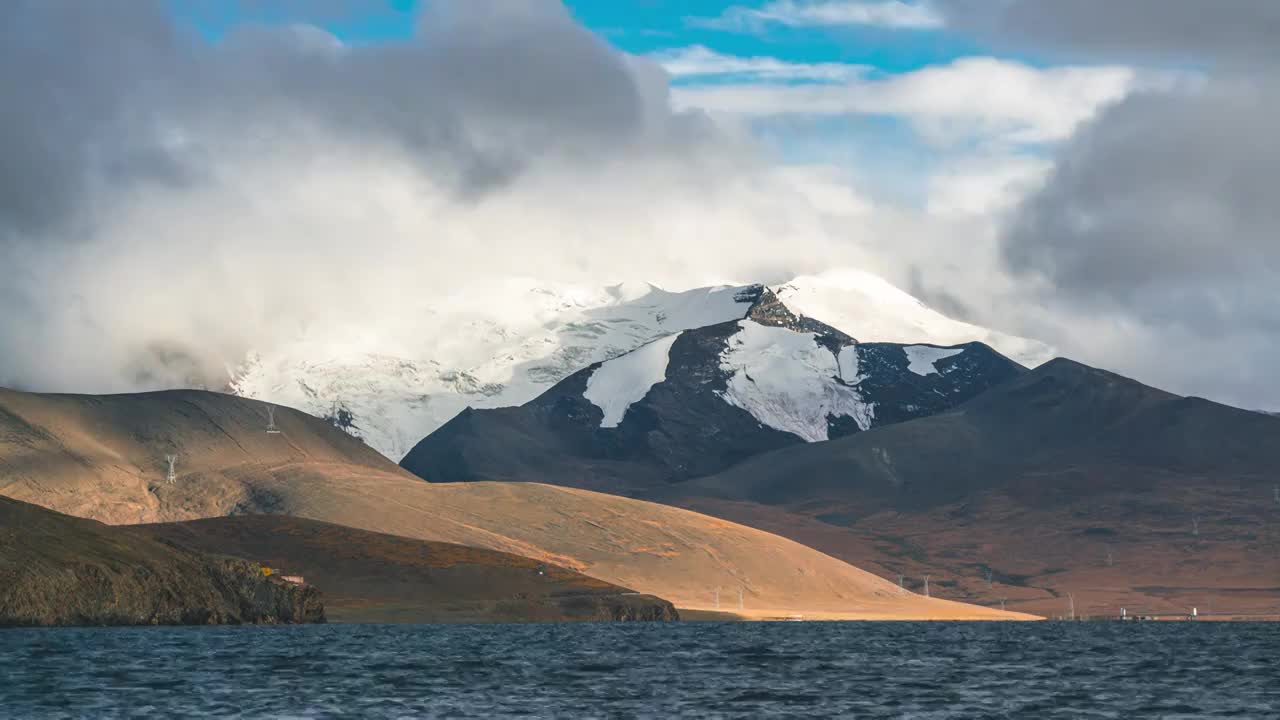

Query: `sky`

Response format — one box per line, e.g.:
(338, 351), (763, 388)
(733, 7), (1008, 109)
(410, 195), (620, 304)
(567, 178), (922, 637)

(1, 0), (1278, 411)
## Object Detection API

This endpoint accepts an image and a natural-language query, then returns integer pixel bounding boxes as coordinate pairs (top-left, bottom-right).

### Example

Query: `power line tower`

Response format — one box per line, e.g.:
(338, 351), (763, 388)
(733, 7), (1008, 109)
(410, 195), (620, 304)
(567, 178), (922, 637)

(897, 574), (905, 594)
(738, 587), (744, 611)
(266, 406), (281, 434)
(164, 454), (178, 485)
(714, 586), (720, 610)
(923, 575), (931, 598)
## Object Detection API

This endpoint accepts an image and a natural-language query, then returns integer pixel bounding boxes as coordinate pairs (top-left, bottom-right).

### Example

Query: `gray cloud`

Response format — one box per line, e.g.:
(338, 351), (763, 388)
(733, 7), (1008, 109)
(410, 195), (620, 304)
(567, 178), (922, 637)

(0, 0), (863, 394)
(942, 1), (1280, 408)
(0, 0), (184, 238)
(0, 0), (677, 245)
(939, 0), (1280, 64)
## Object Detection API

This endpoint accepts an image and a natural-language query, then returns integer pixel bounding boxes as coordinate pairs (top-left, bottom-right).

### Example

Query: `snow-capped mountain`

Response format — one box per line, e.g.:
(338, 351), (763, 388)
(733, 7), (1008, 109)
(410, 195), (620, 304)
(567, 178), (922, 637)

(230, 279), (756, 459)
(399, 288), (1026, 492)
(232, 269), (1051, 460)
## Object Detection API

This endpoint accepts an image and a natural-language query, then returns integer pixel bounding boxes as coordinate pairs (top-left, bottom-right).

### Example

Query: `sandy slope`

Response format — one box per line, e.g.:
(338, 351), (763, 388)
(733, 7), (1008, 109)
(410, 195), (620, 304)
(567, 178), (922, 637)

(0, 387), (1034, 620)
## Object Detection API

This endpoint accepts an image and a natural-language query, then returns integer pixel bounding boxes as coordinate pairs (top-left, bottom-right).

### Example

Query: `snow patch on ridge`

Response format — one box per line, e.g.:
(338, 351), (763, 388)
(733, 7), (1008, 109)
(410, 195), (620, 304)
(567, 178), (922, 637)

(836, 344), (862, 384)
(584, 334), (680, 428)
(904, 346), (964, 376)
(717, 320), (874, 442)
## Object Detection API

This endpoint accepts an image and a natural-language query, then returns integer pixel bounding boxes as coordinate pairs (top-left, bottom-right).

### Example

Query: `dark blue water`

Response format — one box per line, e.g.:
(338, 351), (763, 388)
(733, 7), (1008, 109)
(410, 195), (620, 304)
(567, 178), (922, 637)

(2, 622), (1277, 718)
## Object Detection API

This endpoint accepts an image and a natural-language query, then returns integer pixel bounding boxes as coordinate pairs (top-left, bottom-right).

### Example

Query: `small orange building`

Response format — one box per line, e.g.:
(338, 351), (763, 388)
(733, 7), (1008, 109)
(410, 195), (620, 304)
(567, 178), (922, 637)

(259, 566), (304, 584)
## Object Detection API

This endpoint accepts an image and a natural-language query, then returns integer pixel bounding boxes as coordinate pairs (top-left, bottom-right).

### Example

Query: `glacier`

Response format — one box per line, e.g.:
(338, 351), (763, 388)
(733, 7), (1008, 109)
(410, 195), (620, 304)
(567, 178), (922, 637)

(716, 320), (874, 443)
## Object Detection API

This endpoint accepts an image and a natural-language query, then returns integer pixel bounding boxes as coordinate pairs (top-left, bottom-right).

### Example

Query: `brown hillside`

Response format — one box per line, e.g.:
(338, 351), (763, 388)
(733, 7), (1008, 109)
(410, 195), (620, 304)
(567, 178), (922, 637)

(0, 387), (1034, 620)
(0, 387), (395, 524)
(143, 514), (677, 623)
(651, 359), (1280, 619)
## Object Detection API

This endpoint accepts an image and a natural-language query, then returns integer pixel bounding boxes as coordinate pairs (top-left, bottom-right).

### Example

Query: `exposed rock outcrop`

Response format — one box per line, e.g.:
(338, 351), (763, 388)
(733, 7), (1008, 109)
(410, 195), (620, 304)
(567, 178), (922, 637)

(566, 593), (679, 622)
(0, 497), (324, 627)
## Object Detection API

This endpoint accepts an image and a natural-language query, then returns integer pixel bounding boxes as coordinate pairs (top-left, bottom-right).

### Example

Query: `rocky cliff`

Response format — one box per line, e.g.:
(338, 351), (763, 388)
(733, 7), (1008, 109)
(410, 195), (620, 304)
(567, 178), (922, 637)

(0, 497), (324, 627)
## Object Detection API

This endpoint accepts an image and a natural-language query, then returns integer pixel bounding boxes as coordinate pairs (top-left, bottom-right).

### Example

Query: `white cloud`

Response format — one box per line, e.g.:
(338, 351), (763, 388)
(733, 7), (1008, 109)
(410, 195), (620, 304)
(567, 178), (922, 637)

(695, 1), (945, 32)
(2, 2), (913, 394)
(672, 57), (1140, 145)
(926, 155), (1051, 216)
(651, 45), (867, 82)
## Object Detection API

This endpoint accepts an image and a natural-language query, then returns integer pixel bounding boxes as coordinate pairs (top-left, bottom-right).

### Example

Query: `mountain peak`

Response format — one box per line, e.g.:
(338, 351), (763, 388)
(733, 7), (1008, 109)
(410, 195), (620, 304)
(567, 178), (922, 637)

(746, 285), (858, 345)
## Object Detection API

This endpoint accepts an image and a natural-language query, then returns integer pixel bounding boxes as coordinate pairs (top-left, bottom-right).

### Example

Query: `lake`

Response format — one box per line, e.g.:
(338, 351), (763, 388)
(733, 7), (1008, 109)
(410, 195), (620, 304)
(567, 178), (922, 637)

(2, 622), (1276, 718)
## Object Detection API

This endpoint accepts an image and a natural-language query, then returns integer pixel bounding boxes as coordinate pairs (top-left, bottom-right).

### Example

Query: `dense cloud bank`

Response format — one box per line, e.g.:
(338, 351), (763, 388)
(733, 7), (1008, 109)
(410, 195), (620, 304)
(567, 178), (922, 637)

(932, 0), (1280, 409)
(0, 0), (878, 392)
(2, 0), (1279, 411)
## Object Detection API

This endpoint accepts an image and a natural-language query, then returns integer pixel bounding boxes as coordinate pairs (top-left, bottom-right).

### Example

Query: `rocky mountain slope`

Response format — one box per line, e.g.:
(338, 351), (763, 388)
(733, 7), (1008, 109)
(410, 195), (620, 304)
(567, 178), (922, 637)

(144, 515), (677, 623)
(647, 359), (1280, 618)
(400, 287), (1025, 493)
(230, 270), (1050, 459)
(0, 387), (1030, 620)
(0, 497), (323, 627)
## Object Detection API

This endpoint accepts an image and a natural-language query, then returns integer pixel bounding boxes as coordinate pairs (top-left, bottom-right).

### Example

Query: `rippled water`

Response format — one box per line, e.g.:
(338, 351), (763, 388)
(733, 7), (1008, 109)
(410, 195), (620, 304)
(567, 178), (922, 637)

(2, 622), (1277, 718)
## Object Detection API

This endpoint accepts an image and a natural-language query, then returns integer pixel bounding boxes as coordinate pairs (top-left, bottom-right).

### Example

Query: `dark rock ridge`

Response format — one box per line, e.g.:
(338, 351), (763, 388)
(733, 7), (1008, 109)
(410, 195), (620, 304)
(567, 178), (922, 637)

(745, 285), (856, 343)
(143, 514), (679, 624)
(401, 290), (1024, 494)
(0, 497), (324, 627)
(654, 357), (1280, 513)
